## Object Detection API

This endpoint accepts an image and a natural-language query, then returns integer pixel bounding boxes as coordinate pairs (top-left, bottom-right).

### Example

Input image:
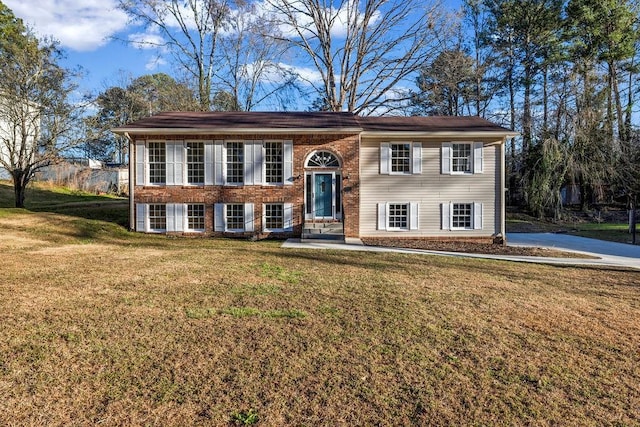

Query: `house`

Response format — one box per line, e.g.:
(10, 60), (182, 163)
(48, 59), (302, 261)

(112, 112), (517, 243)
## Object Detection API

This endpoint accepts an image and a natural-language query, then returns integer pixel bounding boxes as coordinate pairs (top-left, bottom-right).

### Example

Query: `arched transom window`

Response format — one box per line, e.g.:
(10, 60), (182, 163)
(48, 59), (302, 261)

(306, 151), (340, 168)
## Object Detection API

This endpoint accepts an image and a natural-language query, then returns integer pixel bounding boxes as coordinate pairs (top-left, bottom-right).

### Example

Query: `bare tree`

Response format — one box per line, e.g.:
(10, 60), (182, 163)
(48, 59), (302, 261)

(216, 1), (301, 111)
(264, 0), (451, 115)
(0, 35), (87, 207)
(118, 0), (230, 111)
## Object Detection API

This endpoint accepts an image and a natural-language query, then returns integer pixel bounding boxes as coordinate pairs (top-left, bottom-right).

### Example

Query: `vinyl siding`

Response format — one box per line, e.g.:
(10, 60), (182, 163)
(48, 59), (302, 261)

(359, 137), (503, 237)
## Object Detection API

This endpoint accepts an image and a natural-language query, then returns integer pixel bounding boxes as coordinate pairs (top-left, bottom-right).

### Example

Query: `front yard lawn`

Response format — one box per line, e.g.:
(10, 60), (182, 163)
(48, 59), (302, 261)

(1, 208), (638, 425)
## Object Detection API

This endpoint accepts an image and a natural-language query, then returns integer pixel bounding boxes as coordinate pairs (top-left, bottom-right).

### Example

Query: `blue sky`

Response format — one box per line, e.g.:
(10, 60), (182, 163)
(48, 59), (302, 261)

(5, 0), (463, 98)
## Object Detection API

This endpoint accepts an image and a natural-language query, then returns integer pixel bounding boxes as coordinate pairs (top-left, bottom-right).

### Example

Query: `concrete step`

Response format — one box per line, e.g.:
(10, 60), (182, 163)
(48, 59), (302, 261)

(301, 232), (345, 242)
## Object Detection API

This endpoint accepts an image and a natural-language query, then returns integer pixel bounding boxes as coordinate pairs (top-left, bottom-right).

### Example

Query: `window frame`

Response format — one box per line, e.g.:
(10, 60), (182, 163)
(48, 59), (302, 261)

(387, 203), (410, 230)
(451, 203), (473, 230)
(148, 204), (167, 232)
(264, 141), (284, 185)
(390, 143), (412, 174)
(186, 204), (206, 232)
(451, 143), (472, 174)
(226, 203), (246, 232)
(225, 141), (244, 185)
(263, 203), (284, 232)
(186, 141), (205, 186)
(147, 141), (166, 185)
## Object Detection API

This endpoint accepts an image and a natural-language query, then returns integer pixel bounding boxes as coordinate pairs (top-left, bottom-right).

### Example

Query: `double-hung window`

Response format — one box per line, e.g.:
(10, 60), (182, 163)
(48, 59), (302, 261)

(451, 143), (472, 173)
(187, 204), (205, 231)
(377, 202), (419, 231)
(264, 142), (284, 184)
(226, 142), (244, 184)
(186, 142), (205, 185)
(264, 203), (283, 230)
(442, 202), (483, 230)
(380, 142), (422, 175)
(148, 204), (167, 231)
(214, 203), (254, 232)
(148, 142), (166, 184)
(442, 142), (483, 174)
(391, 144), (411, 173)
(226, 204), (245, 231)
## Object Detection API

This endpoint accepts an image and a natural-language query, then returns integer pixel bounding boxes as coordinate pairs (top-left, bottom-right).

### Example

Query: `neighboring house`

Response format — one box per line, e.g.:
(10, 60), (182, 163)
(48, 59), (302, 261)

(112, 112), (517, 243)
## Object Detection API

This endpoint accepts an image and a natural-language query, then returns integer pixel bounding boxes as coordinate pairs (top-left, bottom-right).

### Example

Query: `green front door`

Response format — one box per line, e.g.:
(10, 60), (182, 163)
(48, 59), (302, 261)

(314, 173), (333, 217)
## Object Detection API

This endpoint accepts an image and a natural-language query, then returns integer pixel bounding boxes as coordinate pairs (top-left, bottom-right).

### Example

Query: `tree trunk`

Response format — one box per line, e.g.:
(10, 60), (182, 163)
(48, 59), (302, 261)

(12, 171), (27, 208)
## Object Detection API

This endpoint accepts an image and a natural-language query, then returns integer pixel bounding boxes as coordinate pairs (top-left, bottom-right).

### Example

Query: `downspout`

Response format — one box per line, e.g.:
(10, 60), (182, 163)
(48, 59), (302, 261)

(501, 137), (507, 244)
(124, 132), (135, 231)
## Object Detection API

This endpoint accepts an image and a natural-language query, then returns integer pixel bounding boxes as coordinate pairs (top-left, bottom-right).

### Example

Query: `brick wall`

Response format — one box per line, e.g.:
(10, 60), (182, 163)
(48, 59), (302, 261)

(133, 132), (360, 238)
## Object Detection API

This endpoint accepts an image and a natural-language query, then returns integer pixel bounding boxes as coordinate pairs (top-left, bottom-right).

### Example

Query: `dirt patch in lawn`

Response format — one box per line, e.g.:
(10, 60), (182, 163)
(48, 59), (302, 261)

(361, 238), (598, 259)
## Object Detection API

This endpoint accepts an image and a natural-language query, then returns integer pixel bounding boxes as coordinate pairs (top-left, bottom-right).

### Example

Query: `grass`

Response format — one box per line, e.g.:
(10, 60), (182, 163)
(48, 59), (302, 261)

(0, 181), (639, 425)
(507, 211), (636, 244)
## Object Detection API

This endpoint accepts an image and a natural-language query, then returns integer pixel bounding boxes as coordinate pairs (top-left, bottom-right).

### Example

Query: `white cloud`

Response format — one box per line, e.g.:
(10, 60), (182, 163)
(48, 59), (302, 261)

(254, 0), (381, 40)
(4, 0), (129, 51)
(128, 32), (166, 50)
(145, 56), (168, 71)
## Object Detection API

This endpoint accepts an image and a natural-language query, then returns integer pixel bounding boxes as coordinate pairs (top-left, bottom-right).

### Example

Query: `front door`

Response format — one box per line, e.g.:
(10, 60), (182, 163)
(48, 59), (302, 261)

(314, 173), (333, 218)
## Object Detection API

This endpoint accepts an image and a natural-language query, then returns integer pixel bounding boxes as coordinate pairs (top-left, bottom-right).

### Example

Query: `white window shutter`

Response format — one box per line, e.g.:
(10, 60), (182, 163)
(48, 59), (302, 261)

(380, 143), (390, 174)
(244, 203), (254, 232)
(135, 141), (145, 185)
(377, 203), (387, 230)
(166, 203), (185, 232)
(410, 202), (419, 230)
(283, 140), (293, 185)
(474, 202), (483, 229)
(214, 141), (224, 185)
(441, 203), (451, 230)
(254, 142), (263, 185)
(174, 142), (184, 185)
(204, 141), (214, 185)
(136, 203), (147, 232)
(473, 142), (484, 174)
(244, 142), (254, 185)
(284, 203), (294, 231)
(166, 142), (184, 186)
(214, 203), (225, 232)
(442, 143), (452, 174)
(166, 143), (175, 185)
(412, 143), (422, 174)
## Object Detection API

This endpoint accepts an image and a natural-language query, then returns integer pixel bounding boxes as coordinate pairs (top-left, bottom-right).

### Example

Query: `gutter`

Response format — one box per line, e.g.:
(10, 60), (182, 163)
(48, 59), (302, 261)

(123, 132), (134, 232)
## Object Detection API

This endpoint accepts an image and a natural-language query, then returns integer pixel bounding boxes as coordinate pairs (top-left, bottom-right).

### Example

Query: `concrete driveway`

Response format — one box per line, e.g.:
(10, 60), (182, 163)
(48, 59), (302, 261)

(507, 233), (640, 270)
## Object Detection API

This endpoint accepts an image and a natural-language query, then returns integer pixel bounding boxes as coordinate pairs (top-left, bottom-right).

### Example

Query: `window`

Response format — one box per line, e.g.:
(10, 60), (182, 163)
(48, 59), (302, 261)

(149, 204), (166, 231)
(226, 204), (245, 231)
(452, 143), (472, 173)
(442, 142), (483, 174)
(380, 142), (421, 175)
(452, 203), (472, 229)
(388, 203), (409, 229)
(442, 202), (482, 230)
(391, 144), (411, 173)
(226, 142), (244, 184)
(377, 202), (419, 231)
(265, 142), (283, 184)
(187, 142), (205, 185)
(187, 204), (205, 231)
(148, 142), (166, 184)
(306, 151), (340, 168)
(264, 203), (284, 231)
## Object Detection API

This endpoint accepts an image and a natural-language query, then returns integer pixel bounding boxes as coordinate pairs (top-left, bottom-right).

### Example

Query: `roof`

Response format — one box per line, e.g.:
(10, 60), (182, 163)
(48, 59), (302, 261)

(112, 111), (518, 137)
(112, 111), (362, 135)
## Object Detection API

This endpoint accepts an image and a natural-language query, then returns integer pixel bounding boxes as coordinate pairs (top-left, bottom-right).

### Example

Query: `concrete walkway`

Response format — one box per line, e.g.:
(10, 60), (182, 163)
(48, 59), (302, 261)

(282, 233), (640, 270)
